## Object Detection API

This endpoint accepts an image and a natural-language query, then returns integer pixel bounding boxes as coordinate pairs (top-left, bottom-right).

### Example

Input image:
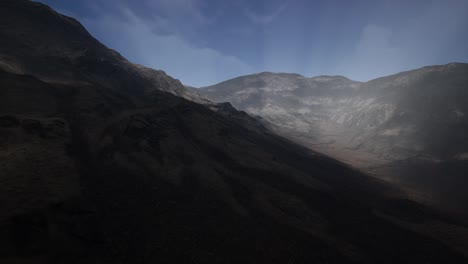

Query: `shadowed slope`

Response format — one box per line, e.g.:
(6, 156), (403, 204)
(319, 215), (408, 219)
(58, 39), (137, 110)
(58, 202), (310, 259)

(1, 1), (468, 263)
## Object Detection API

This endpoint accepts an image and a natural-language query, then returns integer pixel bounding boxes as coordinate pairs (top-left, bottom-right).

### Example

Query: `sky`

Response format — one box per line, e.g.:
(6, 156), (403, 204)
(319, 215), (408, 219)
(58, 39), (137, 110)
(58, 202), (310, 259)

(39, 0), (468, 87)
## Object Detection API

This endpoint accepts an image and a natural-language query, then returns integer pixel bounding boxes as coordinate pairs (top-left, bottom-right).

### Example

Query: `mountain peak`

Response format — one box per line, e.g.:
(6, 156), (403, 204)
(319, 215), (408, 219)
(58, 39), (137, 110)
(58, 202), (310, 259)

(310, 75), (355, 82)
(254, 71), (305, 78)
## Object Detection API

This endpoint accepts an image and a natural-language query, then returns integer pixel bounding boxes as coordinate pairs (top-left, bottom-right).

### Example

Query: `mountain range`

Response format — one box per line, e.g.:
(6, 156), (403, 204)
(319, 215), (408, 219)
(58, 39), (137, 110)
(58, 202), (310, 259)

(199, 63), (468, 212)
(1, 1), (468, 263)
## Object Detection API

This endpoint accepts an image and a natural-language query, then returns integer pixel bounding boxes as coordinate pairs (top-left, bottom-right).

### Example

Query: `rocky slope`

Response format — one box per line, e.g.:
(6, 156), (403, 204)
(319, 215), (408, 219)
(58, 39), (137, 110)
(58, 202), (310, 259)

(2, 1), (468, 263)
(0, 0), (206, 104)
(200, 64), (468, 212)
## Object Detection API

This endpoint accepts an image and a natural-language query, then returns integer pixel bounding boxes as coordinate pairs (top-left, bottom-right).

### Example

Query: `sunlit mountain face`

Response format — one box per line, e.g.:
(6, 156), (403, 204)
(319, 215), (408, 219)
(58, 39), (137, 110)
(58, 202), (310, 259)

(1, 1), (468, 263)
(198, 63), (468, 213)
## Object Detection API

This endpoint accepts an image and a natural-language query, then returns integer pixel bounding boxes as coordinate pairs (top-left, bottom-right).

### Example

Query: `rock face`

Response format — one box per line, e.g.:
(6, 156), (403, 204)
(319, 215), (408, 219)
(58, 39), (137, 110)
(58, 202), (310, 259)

(200, 64), (468, 212)
(2, 1), (468, 263)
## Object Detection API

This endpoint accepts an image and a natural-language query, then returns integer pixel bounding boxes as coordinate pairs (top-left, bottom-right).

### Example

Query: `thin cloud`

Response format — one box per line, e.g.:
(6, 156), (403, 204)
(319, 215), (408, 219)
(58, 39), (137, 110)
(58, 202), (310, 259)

(80, 7), (252, 87)
(336, 0), (468, 81)
(144, 0), (214, 27)
(244, 2), (289, 25)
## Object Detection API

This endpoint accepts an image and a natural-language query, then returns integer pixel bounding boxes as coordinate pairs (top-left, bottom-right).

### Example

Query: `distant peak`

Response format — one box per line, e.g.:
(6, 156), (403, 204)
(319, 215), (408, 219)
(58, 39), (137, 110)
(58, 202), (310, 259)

(418, 62), (468, 71)
(310, 75), (354, 82)
(444, 62), (468, 67)
(254, 72), (304, 78)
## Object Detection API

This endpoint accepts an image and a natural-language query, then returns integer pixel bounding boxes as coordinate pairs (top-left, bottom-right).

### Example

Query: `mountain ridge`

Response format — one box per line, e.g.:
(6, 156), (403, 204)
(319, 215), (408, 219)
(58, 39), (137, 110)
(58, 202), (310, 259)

(1, 1), (468, 263)
(198, 62), (468, 89)
(199, 62), (468, 212)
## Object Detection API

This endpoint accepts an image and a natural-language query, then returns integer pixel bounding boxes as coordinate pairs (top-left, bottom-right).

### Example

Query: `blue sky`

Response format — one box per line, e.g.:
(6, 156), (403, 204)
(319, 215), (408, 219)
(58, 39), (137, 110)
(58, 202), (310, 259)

(39, 0), (468, 87)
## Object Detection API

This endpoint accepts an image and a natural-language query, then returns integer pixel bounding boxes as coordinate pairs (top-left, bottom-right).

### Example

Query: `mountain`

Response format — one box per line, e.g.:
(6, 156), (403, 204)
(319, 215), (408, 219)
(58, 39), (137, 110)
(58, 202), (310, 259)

(199, 64), (468, 212)
(2, 1), (468, 263)
(0, 0), (206, 104)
